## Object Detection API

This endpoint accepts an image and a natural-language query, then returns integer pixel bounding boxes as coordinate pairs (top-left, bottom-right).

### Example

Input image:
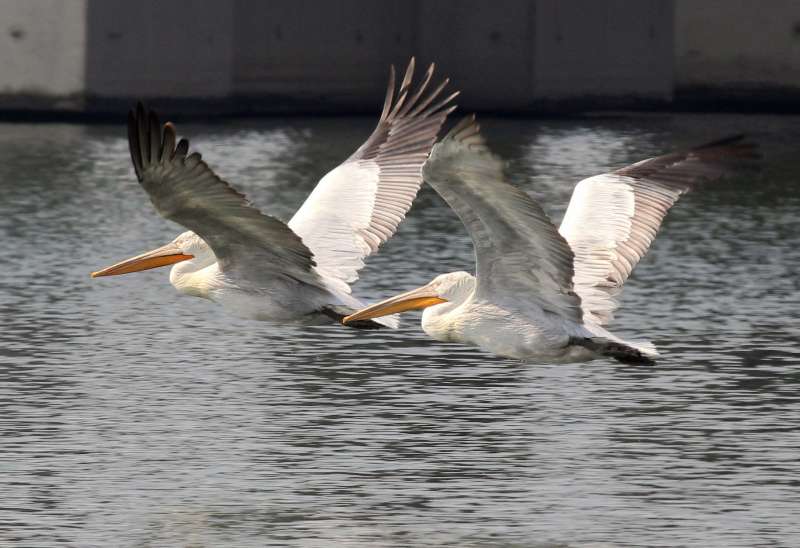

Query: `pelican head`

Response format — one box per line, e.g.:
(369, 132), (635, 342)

(91, 231), (214, 279)
(343, 271), (475, 324)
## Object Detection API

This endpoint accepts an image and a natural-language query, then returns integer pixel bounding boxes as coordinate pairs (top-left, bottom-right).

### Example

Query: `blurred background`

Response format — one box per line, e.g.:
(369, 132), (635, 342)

(1, 0), (799, 116)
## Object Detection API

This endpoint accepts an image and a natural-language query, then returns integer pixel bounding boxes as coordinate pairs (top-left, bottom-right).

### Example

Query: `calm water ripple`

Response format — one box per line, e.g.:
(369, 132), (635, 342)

(1, 114), (799, 547)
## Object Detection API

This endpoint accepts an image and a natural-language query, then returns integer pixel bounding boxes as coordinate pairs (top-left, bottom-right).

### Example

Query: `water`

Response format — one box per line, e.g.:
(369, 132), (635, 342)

(1, 113), (799, 547)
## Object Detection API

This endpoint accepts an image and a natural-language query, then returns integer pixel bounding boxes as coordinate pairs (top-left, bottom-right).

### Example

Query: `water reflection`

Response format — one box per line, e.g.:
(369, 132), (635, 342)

(1, 114), (799, 546)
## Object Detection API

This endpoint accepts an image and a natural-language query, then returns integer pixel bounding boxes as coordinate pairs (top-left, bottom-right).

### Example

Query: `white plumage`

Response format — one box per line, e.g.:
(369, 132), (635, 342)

(345, 117), (756, 363)
(560, 134), (757, 326)
(92, 59), (458, 328)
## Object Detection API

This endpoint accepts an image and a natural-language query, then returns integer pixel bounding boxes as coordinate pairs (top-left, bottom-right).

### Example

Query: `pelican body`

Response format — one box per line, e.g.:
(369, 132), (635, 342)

(107, 232), (339, 324)
(92, 59), (458, 327)
(345, 117), (756, 362)
(357, 270), (644, 363)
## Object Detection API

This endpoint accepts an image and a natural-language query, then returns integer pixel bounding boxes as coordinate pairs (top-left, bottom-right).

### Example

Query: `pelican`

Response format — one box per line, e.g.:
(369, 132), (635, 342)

(344, 116), (756, 362)
(92, 59), (458, 328)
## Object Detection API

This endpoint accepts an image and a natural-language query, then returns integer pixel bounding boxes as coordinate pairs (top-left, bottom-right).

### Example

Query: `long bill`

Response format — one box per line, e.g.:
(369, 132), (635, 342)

(343, 285), (447, 324)
(91, 242), (193, 278)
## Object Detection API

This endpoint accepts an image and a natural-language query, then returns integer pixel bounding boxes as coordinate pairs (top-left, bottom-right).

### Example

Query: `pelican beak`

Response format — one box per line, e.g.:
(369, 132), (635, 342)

(91, 242), (193, 278)
(343, 285), (447, 324)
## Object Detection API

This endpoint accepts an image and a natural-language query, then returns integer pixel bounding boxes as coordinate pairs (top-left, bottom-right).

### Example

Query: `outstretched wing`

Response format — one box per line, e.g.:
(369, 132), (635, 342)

(128, 103), (321, 287)
(559, 135), (758, 325)
(423, 116), (583, 322)
(288, 58), (458, 288)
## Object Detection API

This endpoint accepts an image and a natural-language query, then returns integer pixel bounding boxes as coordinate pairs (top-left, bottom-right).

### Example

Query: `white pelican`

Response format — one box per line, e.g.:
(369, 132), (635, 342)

(92, 59), (458, 328)
(344, 116), (756, 362)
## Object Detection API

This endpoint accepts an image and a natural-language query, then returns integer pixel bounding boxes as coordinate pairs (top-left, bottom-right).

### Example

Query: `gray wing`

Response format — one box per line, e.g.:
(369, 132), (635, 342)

(288, 58), (458, 287)
(559, 135), (758, 325)
(423, 116), (583, 322)
(128, 103), (321, 286)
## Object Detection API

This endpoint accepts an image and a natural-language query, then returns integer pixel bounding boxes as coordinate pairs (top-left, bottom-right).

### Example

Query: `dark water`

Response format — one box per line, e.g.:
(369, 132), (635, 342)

(1, 113), (799, 547)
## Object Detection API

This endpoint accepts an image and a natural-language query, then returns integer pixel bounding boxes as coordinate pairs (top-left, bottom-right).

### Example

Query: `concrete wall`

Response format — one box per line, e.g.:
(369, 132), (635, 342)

(229, 0), (674, 111)
(4, 0), (799, 114)
(0, 0), (86, 105)
(0, 0), (675, 114)
(675, 0), (800, 90)
(85, 1), (234, 99)
(533, 0), (673, 101)
(233, 0), (417, 104)
(416, 0), (536, 110)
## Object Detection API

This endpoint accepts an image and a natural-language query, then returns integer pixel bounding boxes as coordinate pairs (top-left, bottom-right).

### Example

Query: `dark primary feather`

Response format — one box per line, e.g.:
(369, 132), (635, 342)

(615, 134), (759, 183)
(127, 103), (321, 286)
(348, 58), (458, 164)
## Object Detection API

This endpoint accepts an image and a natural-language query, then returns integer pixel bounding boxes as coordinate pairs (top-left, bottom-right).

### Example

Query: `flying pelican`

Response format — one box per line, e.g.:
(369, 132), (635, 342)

(344, 116), (756, 362)
(92, 59), (458, 328)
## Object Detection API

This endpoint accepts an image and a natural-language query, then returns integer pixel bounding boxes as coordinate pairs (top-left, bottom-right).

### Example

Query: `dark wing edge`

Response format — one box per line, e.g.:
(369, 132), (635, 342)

(126, 103), (317, 278)
(345, 57), (459, 251)
(348, 57), (460, 164)
(614, 134), (760, 186)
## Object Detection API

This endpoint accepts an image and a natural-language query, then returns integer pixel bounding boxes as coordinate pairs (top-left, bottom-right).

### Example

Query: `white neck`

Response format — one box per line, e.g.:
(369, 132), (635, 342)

(420, 272), (477, 342)
(421, 300), (466, 342)
(169, 258), (220, 299)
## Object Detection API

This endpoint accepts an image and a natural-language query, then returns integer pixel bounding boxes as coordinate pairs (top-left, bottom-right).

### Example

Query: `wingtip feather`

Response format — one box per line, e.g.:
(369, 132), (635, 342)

(379, 65), (396, 122)
(396, 61), (436, 118)
(162, 121), (177, 162)
(127, 109), (143, 180)
(388, 58), (416, 119)
(445, 114), (480, 143)
(148, 110), (161, 163)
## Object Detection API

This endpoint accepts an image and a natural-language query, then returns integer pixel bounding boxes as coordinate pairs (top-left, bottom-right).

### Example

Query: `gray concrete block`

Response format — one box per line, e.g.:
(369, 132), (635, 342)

(532, 0), (673, 100)
(233, 0), (418, 106)
(676, 0), (800, 89)
(418, 0), (535, 110)
(85, 0), (234, 98)
(0, 0), (86, 107)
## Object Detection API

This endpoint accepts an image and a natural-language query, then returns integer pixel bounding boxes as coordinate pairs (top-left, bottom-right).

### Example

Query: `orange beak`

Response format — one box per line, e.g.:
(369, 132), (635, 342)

(343, 285), (447, 324)
(91, 242), (193, 278)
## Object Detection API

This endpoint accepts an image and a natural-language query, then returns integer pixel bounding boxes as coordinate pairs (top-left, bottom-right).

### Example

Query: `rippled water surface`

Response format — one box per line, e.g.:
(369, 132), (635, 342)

(1, 113), (799, 547)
